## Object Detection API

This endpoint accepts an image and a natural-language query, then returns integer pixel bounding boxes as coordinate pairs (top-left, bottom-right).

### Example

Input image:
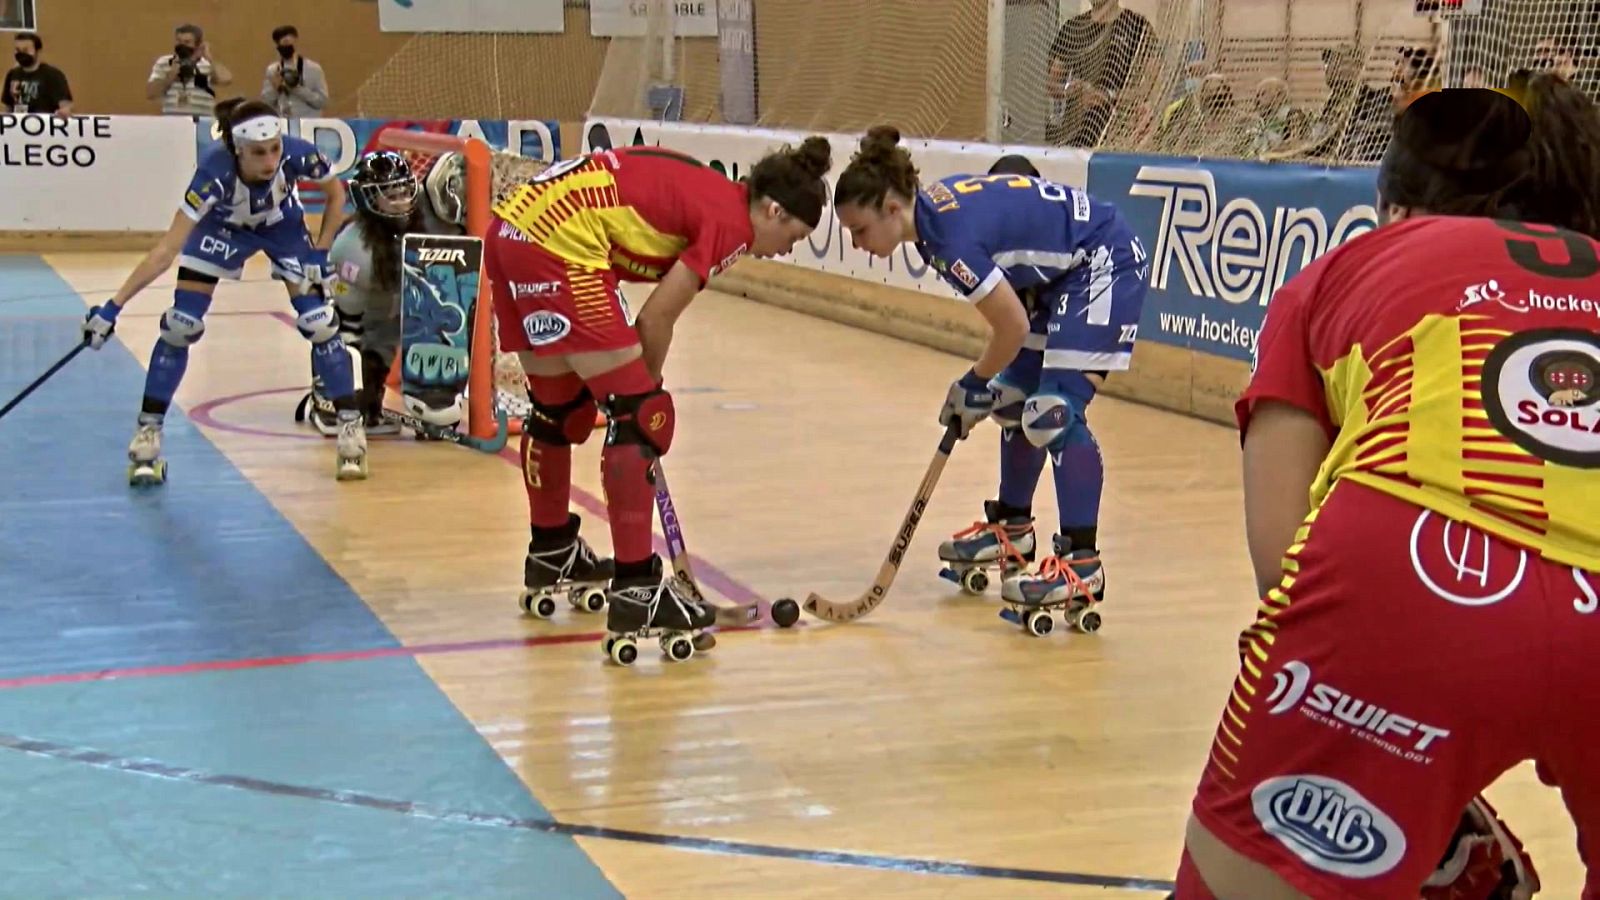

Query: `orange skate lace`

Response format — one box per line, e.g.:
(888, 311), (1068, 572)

(951, 519), (1031, 569)
(1031, 553), (1100, 592)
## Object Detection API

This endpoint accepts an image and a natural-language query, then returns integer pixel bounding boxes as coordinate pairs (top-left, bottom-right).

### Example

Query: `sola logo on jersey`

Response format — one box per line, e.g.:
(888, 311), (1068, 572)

(1481, 329), (1600, 468)
(1252, 775), (1406, 878)
(1266, 661), (1450, 763)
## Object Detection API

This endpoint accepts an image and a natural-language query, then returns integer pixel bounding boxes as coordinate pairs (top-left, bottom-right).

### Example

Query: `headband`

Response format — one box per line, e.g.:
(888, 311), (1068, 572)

(232, 116), (283, 143)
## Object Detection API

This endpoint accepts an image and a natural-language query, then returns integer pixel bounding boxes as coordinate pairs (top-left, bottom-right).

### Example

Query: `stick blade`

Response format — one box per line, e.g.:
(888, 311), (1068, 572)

(802, 591), (879, 623)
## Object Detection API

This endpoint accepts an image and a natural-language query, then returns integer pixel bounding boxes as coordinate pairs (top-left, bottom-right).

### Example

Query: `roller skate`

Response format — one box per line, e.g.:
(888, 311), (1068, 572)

(335, 409), (368, 481)
(999, 535), (1105, 637)
(126, 413), (168, 487)
(937, 499), (1035, 595)
(518, 514), (614, 618)
(602, 555), (717, 667)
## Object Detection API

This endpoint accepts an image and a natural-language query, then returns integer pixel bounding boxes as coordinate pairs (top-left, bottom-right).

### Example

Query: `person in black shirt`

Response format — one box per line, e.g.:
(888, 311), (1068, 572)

(4, 31), (72, 115)
(1045, 0), (1154, 148)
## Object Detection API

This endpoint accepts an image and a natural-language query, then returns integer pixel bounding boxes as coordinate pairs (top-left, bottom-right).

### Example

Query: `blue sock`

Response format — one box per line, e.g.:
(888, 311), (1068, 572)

(141, 289), (212, 415)
(1051, 431), (1103, 550)
(998, 426), (1047, 512)
(293, 294), (356, 404)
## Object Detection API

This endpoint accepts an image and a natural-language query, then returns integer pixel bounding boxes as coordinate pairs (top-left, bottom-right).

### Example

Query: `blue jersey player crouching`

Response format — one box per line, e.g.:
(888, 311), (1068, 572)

(833, 126), (1149, 624)
(80, 97), (364, 484)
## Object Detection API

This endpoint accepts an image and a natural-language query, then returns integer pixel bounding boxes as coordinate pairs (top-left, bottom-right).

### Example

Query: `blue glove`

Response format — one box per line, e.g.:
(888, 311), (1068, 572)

(82, 302), (121, 350)
(941, 368), (997, 438)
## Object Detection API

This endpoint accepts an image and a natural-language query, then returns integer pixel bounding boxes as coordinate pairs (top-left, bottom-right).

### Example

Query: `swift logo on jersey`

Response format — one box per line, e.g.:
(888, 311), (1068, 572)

(417, 247), (469, 266)
(1266, 660), (1450, 762)
(1126, 165), (1376, 307)
(1252, 775), (1407, 878)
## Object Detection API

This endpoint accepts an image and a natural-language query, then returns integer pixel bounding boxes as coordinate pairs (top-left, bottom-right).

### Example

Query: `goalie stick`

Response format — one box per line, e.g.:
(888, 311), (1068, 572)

(380, 404), (510, 452)
(803, 422), (962, 623)
(653, 460), (762, 627)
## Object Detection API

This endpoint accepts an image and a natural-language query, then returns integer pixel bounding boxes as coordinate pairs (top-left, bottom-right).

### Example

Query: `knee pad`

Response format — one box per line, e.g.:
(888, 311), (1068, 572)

(176, 267), (220, 286)
(604, 387), (675, 457)
(525, 377), (598, 447)
(991, 379), (1030, 428)
(294, 300), (341, 345)
(1020, 393), (1089, 450)
(160, 287), (212, 346)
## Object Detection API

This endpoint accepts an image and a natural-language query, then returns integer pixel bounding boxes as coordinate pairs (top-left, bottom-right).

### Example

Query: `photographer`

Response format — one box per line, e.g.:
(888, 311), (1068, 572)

(262, 26), (327, 117)
(146, 23), (234, 117)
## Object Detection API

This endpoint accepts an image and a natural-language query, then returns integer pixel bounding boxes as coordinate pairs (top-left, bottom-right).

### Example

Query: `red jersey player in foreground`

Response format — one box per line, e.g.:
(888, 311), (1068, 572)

(485, 138), (831, 661)
(1175, 83), (1600, 898)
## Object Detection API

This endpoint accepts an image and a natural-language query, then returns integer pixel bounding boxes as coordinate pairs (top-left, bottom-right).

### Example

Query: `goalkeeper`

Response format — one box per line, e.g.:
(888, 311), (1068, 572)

(298, 149), (466, 434)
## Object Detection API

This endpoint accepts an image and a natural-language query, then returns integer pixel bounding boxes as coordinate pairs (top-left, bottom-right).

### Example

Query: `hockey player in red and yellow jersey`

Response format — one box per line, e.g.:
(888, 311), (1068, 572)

(1175, 81), (1600, 899)
(483, 137), (831, 660)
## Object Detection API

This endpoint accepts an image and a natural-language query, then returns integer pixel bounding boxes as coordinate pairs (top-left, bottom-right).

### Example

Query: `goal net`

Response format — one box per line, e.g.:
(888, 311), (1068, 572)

(584, 0), (1591, 166)
(377, 129), (549, 442)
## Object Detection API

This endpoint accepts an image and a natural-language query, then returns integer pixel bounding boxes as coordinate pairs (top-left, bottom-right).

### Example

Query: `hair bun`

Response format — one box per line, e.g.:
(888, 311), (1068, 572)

(792, 136), (832, 179)
(862, 125), (902, 153)
(1398, 88), (1531, 176)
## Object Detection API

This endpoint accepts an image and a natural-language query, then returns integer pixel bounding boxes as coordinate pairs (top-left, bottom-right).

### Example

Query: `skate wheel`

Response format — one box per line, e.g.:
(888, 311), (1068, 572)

(574, 587), (606, 614)
(610, 637), (638, 666)
(663, 634), (695, 662)
(601, 635), (617, 656)
(692, 632), (717, 652)
(1025, 609), (1054, 637)
(960, 568), (989, 595)
(519, 589), (556, 619)
(1076, 609), (1103, 634)
(771, 598), (800, 628)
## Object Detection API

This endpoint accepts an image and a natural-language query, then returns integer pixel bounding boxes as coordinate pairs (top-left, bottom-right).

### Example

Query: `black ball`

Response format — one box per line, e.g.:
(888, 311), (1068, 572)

(771, 598), (800, 628)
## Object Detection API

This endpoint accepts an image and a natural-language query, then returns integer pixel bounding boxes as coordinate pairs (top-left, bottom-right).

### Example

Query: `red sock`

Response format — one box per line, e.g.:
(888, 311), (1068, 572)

(587, 358), (660, 566)
(524, 373), (584, 530)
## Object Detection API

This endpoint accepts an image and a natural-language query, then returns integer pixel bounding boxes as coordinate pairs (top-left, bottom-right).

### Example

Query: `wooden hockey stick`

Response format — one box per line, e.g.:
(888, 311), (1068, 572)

(802, 422), (963, 623)
(653, 460), (762, 627)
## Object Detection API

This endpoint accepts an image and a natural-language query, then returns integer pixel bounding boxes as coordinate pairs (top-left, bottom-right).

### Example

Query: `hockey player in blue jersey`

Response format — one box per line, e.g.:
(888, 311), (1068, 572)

(80, 97), (366, 483)
(833, 126), (1148, 625)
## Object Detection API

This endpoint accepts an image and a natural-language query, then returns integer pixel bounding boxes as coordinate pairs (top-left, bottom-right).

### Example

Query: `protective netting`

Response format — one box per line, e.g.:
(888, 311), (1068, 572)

(582, 0), (1596, 167)
(390, 143), (551, 424)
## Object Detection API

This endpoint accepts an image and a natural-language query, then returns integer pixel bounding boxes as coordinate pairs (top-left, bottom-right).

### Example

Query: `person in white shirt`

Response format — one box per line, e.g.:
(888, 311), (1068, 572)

(146, 23), (234, 117)
(262, 25), (328, 118)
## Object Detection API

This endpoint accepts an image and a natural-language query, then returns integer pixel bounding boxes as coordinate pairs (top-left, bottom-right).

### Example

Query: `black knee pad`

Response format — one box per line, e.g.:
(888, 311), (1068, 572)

(176, 267), (220, 286)
(525, 387), (599, 447)
(604, 387), (675, 456)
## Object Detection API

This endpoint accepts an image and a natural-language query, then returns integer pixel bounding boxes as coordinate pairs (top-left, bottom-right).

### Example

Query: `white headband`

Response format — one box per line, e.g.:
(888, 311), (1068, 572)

(231, 117), (283, 143)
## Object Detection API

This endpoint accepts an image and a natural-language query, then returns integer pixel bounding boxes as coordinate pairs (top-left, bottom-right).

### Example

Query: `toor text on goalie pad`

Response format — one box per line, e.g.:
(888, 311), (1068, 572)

(10, 249), (1587, 898)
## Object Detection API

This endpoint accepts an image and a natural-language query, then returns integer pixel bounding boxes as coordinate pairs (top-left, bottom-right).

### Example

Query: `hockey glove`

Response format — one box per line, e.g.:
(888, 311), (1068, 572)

(82, 302), (120, 350)
(941, 368), (997, 439)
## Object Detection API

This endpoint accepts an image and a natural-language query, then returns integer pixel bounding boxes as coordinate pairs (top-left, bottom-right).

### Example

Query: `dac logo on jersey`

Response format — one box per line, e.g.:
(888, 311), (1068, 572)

(1252, 775), (1406, 878)
(521, 311), (571, 346)
(950, 260), (981, 290)
(1482, 329), (1600, 468)
(1266, 660), (1450, 762)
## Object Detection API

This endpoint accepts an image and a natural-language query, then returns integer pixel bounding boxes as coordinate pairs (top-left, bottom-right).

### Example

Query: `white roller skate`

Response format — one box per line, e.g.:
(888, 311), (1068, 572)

(126, 413), (167, 487)
(335, 409), (368, 481)
(519, 515), (614, 618)
(1000, 534), (1106, 637)
(602, 556), (717, 667)
(937, 500), (1035, 595)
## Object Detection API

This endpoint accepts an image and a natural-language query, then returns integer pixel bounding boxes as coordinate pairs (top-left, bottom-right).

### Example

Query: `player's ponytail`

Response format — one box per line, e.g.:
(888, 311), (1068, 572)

(747, 135), (833, 228)
(833, 125), (919, 211)
(1518, 73), (1600, 239)
(213, 97), (281, 158)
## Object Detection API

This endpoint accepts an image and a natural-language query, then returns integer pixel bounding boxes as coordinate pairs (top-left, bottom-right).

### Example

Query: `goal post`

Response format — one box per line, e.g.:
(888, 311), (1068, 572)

(377, 129), (526, 443)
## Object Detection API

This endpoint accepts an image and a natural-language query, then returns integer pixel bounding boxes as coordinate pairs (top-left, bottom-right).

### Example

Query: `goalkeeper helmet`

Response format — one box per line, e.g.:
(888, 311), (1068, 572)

(351, 150), (419, 221)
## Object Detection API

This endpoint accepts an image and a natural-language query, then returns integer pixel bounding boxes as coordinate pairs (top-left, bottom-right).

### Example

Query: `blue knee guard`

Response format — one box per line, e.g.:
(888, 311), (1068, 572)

(143, 289), (212, 409)
(292, 294), (356, 402)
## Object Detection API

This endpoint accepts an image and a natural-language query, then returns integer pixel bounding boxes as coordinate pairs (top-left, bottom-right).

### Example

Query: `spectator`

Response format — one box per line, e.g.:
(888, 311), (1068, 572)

(147, 24), (233, 117)
(1045, 0), (1155, 148)
(1532, 35), (1593, 98)
(4, 31), (71, 115)
(1297, 45), (1390, 162)
(1241, 76), (1310, 158)
(262, 26), (328, 117)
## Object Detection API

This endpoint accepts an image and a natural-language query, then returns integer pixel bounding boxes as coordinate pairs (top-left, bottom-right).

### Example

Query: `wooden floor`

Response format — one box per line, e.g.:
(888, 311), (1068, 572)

(42, 252), (1584, 897)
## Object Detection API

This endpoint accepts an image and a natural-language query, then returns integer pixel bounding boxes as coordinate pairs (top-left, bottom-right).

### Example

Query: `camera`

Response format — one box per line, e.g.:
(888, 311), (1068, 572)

(282, 67), (302, 89)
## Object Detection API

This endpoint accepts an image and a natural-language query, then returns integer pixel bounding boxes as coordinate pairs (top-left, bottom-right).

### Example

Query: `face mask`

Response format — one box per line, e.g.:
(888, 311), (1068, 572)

(277, 44), (295, 59)
(14, 52), (35, 68)
(174, 44), (194, 60)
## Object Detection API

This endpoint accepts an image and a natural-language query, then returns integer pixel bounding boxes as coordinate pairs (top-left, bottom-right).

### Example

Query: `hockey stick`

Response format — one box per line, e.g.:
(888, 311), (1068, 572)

(802, 421), (963, 623)
(379, 405), (510, 452)
(652, 460), (762, 627)
(0, 340), (87, 422)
